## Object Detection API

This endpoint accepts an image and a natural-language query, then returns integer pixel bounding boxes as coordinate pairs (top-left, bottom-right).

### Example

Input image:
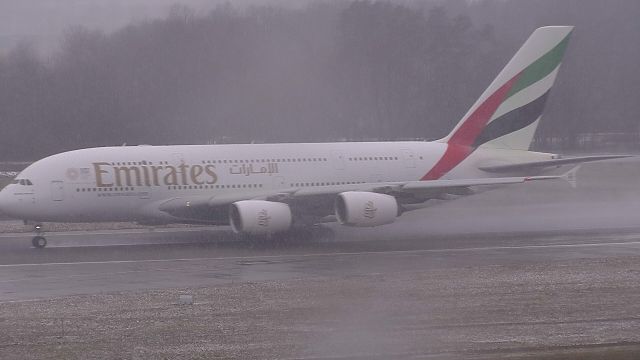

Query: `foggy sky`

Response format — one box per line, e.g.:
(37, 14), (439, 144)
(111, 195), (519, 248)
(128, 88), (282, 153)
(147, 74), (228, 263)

(1, 0), (638, 160)
(0, 0), (305, 53)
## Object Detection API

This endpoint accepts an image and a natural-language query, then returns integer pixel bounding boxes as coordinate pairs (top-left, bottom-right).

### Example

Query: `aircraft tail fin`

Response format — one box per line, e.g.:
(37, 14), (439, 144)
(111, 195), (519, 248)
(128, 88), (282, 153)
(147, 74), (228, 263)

(440, 26), (573, 151)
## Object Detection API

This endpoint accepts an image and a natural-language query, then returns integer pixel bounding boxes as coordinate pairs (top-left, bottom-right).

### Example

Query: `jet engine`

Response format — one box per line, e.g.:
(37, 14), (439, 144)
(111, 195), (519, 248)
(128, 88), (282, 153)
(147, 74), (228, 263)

(229, 200), (292, 235)
(335, 191), (399, 227)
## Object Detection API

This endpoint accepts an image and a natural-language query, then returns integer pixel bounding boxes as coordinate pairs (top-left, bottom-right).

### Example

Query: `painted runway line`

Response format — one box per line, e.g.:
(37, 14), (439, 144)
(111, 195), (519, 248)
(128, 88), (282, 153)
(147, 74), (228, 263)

(1, 238), (640, 268)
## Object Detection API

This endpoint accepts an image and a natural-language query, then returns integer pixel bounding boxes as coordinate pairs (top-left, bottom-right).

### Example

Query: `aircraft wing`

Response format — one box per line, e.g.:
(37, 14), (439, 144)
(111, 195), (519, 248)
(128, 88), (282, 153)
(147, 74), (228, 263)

(479, 155), (631, 173)
(287, 175), (563, 197)
(155, 174), (570, 222)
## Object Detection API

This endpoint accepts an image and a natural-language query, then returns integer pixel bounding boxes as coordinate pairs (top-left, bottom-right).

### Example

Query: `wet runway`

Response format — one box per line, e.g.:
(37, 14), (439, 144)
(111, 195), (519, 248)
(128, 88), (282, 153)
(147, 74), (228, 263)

(1, 226), (640, 302)
(1, 159), (640, 302)
(1, 226), (640, 359)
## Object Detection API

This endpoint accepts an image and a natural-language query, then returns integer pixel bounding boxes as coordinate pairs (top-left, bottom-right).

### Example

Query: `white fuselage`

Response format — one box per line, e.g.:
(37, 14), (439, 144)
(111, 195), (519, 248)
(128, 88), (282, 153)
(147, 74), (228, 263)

(0, 141), (553, 223)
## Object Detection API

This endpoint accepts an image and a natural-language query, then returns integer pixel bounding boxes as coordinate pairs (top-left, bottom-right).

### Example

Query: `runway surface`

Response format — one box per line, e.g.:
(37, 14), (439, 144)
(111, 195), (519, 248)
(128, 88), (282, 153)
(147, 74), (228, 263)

(1, 227), (640, 302)
(0, 159), (639, 358)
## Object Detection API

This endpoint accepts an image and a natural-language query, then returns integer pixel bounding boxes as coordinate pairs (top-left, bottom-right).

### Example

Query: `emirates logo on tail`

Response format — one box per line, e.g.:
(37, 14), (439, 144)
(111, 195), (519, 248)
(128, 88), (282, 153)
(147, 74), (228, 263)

(363, 201), (377, 219)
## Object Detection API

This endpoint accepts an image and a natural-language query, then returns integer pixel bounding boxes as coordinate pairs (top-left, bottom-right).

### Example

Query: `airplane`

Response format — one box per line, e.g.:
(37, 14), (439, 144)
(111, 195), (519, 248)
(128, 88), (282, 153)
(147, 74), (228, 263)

(0, 26), (628, 248)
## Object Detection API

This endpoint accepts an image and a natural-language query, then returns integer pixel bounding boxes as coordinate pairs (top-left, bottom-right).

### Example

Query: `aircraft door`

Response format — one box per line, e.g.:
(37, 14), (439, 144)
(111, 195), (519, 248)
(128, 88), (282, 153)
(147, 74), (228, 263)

(401, 149), (416, 168)
(50, 181), (64, 201)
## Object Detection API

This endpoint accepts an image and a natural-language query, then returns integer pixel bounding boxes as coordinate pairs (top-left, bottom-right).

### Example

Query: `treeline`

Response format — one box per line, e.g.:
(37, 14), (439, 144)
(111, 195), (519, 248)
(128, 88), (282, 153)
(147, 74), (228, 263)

(0, 0), (638, 160)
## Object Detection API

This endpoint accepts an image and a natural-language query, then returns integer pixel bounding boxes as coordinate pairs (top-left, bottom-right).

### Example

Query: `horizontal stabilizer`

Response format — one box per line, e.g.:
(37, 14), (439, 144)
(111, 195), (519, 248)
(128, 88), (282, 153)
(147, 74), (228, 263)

(479, 155), (632, 173)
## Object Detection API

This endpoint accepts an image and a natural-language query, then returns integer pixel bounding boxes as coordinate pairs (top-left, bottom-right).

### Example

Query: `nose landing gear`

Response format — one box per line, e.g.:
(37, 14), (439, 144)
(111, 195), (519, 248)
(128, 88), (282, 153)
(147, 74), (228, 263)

(32, 236), (47, 248)
(31, 224), (47, 248)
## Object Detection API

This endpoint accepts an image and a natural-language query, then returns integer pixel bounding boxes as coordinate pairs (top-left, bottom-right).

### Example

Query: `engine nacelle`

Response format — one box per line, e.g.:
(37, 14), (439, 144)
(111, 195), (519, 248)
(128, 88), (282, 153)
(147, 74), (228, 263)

(335, 191), (399, 227)
(229, 200), (292, 235)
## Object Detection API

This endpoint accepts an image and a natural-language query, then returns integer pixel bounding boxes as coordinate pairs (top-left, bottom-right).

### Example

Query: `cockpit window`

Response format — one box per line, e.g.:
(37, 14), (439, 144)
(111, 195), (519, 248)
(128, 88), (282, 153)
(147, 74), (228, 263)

(12, 179), (33, 185)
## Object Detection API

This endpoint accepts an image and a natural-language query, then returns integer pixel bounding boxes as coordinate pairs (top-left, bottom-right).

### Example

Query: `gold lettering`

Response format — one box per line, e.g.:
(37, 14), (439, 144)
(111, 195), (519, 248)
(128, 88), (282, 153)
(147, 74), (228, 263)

(163, 166), (178, 186)
(114, 166), (142, 187)
(178, 163), (189, 185)
(93, 162), (113, 187)
(151, 166), (163, 186)
(141, 166), (151, 186)
(190, 165), (204, 185)
(93, 162), (219, 188)
(204, 165), (218, 184)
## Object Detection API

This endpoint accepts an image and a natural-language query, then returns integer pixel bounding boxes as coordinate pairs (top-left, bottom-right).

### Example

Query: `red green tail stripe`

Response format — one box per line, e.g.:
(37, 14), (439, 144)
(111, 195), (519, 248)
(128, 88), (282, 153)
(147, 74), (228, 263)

(448, 74), (521, 147)
(421, 74), (520, 180)
(421, 32), (571, 181)
(506, 35), (570, 100)
(472, 90), (550, 148)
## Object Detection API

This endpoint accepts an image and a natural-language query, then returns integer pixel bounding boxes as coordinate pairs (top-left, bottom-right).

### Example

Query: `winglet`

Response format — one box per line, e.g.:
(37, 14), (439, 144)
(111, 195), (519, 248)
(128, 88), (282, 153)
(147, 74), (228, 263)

(562, 164), (580, 188)
(521, 165), (579, 187)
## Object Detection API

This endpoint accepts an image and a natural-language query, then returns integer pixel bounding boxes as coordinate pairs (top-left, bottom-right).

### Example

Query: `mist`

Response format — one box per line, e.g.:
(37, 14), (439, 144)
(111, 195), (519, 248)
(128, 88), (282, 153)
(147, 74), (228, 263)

(0, 0), (639, 161)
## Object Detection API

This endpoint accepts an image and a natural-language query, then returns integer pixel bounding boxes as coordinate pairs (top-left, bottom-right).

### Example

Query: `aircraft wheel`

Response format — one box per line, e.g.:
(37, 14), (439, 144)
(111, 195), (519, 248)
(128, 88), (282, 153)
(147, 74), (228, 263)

(32, 236), (47, 249)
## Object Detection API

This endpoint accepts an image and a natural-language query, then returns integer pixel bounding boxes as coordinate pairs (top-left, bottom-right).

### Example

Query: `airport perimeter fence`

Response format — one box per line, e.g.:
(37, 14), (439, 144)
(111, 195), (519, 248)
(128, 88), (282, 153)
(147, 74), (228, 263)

(533, 132), (640, 154)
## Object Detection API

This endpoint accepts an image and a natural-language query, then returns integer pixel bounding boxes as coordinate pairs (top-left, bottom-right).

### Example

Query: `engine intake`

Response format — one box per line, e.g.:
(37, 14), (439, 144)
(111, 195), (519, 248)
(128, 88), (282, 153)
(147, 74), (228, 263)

(335, 191), (398, 227)
(229, 200), (292, 235)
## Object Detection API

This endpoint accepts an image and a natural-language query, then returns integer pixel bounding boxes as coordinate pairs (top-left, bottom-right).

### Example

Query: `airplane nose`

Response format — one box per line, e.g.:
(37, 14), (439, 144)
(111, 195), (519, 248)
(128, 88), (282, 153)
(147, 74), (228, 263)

(0, 186), (35, 220)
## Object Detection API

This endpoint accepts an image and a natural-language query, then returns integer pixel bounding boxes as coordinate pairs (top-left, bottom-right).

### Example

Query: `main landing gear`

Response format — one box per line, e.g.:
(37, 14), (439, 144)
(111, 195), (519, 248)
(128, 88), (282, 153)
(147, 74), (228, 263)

(31, 224), (47, 249)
